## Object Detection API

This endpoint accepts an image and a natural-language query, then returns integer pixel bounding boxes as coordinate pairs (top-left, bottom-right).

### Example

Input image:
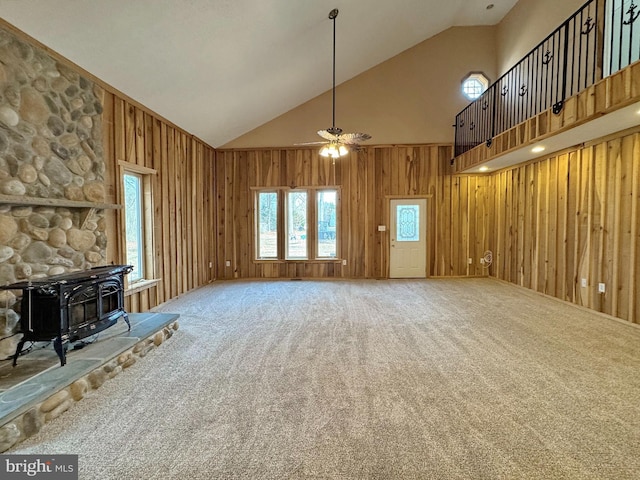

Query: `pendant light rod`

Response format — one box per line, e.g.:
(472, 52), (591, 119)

(327, 9), (342, 136)
(318, 7), (370, 157)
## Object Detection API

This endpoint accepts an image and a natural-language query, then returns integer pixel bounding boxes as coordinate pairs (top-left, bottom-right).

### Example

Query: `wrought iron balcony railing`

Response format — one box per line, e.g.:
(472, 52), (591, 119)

(454, 0), (640, 157)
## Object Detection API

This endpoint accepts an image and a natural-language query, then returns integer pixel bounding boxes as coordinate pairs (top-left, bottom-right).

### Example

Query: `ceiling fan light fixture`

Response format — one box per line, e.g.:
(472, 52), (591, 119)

(314, 8), (369, 159)
(320, 142), (348, 158)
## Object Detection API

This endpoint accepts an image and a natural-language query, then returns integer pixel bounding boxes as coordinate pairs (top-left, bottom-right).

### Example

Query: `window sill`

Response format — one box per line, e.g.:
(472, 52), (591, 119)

(125, 278), (161, 296)
(254, 259), (343, 264)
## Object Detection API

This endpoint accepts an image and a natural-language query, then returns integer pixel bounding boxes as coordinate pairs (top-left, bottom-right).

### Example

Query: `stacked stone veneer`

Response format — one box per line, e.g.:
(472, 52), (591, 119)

(0, 24), (109, 357)
(0, 321), (179, 452)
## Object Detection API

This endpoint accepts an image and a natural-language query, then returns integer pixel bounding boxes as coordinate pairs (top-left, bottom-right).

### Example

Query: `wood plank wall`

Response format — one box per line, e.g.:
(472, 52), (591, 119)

(103, 96), (217, 312)
(214, 145), (491, 279)
(489, 128), (640, 323)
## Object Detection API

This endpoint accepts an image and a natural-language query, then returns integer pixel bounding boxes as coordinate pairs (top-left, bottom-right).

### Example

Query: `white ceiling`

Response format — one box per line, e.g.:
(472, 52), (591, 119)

(0, 0), (518, 147)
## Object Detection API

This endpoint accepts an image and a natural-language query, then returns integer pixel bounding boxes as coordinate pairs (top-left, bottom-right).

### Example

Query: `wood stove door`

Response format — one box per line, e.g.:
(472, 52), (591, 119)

(68, 284), (99, 331)
(99, 280), (124, 319)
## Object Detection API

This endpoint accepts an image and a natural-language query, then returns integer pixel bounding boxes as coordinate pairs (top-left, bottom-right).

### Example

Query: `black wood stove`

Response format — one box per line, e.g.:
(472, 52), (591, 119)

(0, 265), (133, 366)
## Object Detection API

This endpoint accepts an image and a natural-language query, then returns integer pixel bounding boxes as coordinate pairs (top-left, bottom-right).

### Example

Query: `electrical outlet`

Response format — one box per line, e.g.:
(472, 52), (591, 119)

(468, 258), (473, 264)
(581, 278), (587, 288)
(225, 260), (231, 267)
(209, 262), (212, 268)
(480, 258), (485, 264)
(377, 225), (386, 232)
(342, 259), (347, 266)
(598, 283), (606, 293)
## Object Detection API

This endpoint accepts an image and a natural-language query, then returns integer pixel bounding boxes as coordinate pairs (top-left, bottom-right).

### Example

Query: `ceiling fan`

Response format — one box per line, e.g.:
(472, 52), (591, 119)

(298, 8), (371, 158)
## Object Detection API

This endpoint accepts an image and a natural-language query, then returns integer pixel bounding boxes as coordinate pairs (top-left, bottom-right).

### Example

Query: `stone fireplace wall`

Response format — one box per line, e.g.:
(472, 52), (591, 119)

(0, 25), (107, 357)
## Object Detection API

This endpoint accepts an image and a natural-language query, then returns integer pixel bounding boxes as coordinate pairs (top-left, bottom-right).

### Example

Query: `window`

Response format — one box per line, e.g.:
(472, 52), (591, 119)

(122, 165), (155, 284)
(396, 204), (420, 242)
(462, 72), (489, 100)
(317, 190), (337, 258)
(257, 191), (278, 259)
(123, 173), (144, 282)
(286, 190), (308, 259)
(254, 188), (339, 260)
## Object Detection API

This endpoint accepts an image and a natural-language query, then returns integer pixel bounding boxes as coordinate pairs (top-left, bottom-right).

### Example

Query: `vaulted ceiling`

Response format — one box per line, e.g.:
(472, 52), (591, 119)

(0, 0), (518, 147)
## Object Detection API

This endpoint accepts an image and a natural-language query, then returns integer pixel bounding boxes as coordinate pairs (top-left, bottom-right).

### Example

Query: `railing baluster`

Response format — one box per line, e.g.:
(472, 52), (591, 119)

(593, 0), (599, 85)
(618, 0), (624, 71)
(559, 24), (569, 112)
(516, 64), (521, 125)
(609, 0), (615, 74)
(628, 2), (635, 66)
(551, 33), (557, 109)
(490, 85), (497, 141)
(540, 48), (545, 113)
(576, 12), (581, 94)
(531, 51), (537, 120)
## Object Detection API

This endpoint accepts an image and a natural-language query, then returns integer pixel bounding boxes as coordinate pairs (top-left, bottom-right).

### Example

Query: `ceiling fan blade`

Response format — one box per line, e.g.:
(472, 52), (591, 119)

(338, 132), (372, 145)
(293, 141), (329, 146)
(317, 129), (339, 141)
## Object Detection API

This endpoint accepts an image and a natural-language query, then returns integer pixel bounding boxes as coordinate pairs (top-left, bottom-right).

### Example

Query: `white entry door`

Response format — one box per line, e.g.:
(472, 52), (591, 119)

(389, 198), (427, 278)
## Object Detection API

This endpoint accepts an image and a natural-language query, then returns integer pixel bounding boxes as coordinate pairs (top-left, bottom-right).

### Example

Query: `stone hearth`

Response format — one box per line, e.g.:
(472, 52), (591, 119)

(0, 312), (179, 452)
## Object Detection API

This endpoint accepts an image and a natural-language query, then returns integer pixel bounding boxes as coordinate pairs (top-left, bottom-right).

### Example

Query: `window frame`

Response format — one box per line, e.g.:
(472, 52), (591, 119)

(123, 172), (145, 282)
(252, 187), (341, 262)
(316, 188), (339, 259)
(461, 72), (490, 101)
(285, 189), (309, 260)
(255, 190), (280, 260)
(119, 162), (157, 287)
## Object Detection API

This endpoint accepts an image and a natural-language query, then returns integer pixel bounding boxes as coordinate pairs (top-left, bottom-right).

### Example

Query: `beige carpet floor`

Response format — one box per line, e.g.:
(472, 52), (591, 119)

(9, 278), (640, 479)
